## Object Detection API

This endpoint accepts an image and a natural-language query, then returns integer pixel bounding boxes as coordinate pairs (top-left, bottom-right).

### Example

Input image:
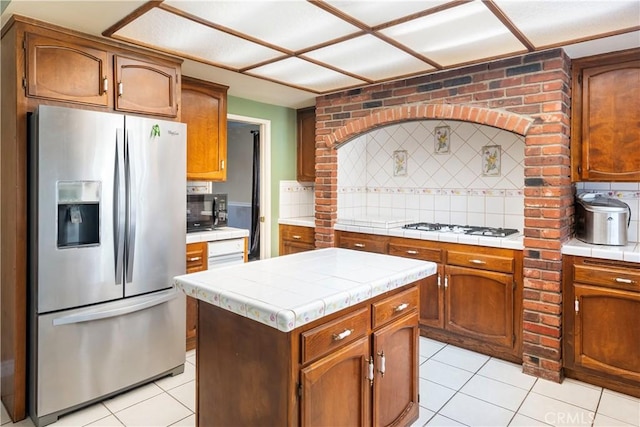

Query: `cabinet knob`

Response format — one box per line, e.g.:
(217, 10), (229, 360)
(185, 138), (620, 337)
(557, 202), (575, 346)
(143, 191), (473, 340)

(332, 328), (353, 341)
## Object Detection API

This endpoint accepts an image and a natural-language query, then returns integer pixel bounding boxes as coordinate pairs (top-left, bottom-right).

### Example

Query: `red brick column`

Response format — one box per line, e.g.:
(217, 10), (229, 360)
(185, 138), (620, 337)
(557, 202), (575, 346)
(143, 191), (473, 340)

(314, 49), (572, 382)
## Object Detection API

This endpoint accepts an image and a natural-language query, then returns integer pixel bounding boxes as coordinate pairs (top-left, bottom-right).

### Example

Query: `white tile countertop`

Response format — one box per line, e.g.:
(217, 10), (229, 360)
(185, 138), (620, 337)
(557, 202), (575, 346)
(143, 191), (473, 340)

(174, 248), (437, 332)
(278, 216), (315, 227)
(562, 238), (640, 263)
(186, 226), (249, 244)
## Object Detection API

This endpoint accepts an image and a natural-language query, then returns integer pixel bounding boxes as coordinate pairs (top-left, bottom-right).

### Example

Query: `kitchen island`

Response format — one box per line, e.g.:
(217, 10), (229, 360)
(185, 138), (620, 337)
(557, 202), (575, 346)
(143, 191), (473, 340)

(174, 248), (436, 427)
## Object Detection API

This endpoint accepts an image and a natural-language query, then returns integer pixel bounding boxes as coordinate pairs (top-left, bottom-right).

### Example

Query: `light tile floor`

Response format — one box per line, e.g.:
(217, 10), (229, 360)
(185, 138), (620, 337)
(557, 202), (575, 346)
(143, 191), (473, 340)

(2, 339), (639, 427)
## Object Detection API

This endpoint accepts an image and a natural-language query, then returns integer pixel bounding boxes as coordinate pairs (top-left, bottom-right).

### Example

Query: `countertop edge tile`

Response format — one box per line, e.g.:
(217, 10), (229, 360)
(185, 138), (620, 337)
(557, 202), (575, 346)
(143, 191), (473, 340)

(562, 238), (639, 263)
(278, 217), (316, 227)
(186, 227), (250, 244)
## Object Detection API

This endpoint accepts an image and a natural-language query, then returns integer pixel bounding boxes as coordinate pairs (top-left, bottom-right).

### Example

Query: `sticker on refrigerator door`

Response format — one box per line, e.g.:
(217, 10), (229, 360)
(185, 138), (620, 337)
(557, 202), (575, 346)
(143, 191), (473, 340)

(150, 124), (161, 138)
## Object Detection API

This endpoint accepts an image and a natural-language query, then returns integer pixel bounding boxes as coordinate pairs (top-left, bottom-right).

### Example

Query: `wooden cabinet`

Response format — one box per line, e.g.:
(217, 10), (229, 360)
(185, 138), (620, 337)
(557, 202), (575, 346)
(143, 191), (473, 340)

(297, 107), (316, 182)
(182, 76), (228, 181)
(197, 281), (421, 426)
(563, 256), (640, 398)
(571, 48), (640, 182)
(337, 231), (523, 362)
(185, 242), (207, 351)
(279, 224), (315, 255)
(335, 230), (388, 254)
(113, 55), (179, 117)
(25, 32), (110, 107)
(24, 32), (180, 117)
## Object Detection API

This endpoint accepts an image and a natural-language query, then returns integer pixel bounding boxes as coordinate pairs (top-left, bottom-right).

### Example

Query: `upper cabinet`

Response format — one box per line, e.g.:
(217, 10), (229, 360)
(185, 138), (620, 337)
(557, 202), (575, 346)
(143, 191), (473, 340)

(24, 31), (180, 118)
(113, 55), (179, 117)
(25, 32), (110, 107)
(297, 107), (316, 182)
(571, 49), (640, 182)
(182, 76), (228, 181)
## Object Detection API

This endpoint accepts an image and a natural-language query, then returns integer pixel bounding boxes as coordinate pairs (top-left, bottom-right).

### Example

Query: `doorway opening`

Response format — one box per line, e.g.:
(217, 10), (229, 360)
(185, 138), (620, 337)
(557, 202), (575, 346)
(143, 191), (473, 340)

(211, 114), (271, 261)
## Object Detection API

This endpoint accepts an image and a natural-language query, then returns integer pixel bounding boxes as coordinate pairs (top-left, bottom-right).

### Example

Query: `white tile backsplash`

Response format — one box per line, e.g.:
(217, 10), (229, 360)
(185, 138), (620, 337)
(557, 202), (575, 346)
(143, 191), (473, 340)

(338, 120), (526, 231)
(279, 181), (314, 219)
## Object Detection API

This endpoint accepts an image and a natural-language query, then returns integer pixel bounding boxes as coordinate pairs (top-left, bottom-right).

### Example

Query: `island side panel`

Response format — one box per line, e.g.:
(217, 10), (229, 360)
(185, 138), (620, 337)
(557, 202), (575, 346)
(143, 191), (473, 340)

(197, 303), (294, 426)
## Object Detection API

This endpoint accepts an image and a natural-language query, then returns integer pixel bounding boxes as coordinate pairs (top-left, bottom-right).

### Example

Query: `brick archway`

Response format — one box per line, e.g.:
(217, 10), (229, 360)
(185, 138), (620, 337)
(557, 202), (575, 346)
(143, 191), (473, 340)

(322, 104), (535, 148)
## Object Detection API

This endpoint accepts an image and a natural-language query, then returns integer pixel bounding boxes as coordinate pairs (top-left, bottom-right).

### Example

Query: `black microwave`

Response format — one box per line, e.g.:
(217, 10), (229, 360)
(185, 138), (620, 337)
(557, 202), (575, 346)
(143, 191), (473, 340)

(186, 183), (227, 233)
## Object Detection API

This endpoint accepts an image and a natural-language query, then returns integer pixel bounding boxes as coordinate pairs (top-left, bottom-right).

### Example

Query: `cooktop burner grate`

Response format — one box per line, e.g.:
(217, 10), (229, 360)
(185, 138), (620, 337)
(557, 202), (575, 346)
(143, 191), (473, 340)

(402, 222), (519, 237)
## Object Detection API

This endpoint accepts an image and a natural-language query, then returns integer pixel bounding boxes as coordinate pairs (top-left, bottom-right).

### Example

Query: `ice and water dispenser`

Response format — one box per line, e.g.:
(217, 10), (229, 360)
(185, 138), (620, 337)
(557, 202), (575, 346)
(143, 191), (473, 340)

(57, 181), (101, 248)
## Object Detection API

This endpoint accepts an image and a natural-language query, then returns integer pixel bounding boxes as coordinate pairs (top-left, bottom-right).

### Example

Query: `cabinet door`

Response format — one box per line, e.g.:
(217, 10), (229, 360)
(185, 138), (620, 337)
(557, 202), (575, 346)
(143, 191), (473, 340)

(372, 312), (419, 427)
(445, 266), (514, 349)
(301, 337), (371, 427)
(114, 55), (178, 117)
(182, 77), (228, 181)
(574, 285), (640, 382)
(420, 265), (445, 329)
(579, 59), (640, 181)
(25, 32), (109, 106)
(297, 107), (316, 182)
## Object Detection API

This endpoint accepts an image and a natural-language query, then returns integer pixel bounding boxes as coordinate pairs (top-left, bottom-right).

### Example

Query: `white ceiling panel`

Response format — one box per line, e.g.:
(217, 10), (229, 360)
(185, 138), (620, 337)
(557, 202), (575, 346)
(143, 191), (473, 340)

(304, 34), (435, 81)
(113, 7), (283, 69)
(323, 0), (452, 27)
(494, 0), (640, 47)
(381, 1), (526, 66)
(247, 57), (366, 93)
(164, 0), (361, 51)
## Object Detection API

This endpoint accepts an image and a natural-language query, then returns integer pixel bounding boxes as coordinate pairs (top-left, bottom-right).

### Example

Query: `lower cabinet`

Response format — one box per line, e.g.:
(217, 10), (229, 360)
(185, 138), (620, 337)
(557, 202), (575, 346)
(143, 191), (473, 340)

(185, 242), (207, 351)
(280, 224), (315, 255)
(563, 256), (640, 397)
(197, 281), (422, 426)
(339, 231), (523, 362)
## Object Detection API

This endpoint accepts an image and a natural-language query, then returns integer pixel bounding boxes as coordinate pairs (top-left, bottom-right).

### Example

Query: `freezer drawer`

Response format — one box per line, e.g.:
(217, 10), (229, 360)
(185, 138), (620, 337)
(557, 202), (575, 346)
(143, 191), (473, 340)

(31, 289), (185, 425)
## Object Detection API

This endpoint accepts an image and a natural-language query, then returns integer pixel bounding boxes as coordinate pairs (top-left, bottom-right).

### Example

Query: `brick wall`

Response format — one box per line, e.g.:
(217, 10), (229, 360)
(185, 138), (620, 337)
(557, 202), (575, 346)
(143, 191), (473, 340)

(314, 49), (572, 382)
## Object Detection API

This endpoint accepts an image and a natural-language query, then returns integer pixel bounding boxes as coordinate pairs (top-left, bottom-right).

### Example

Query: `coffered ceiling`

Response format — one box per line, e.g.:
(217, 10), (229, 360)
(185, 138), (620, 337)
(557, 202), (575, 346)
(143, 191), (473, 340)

(2, 0), (640, 108)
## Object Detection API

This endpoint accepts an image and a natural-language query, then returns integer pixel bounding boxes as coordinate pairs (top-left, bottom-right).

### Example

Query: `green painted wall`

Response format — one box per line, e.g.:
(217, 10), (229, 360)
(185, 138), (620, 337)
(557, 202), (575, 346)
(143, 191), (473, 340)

(227, 96), (297, 257)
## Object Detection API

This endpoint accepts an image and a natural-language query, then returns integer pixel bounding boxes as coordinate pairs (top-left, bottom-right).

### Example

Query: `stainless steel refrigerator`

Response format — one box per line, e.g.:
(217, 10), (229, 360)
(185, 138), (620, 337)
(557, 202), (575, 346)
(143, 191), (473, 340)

(28, 105), (186, 426)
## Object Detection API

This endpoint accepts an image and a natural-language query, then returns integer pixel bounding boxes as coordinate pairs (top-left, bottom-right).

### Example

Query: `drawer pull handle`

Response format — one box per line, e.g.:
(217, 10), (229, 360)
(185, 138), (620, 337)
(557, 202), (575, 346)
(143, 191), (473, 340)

(367, 357), (374, 386)
(406, 250), (418, 255)
(469, 259), (486, 265)
(377, 351), (386, 377)
(444, 276), (448, 289)
(102, 77), (108, 94)
(292, 235), (302, 239)
(187, 257), (202, 262)
(614, 277), (635, 284)
(437, 275), (441, 288)
(332, 329), (353, 341)
(394, 303), (409, 312)
(354, 243), (365, 248)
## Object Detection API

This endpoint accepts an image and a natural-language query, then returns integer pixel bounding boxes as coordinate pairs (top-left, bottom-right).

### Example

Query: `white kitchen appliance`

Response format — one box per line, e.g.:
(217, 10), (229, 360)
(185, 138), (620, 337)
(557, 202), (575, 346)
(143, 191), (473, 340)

(208, 238), (245, 269)
(28, 106), (186, 426)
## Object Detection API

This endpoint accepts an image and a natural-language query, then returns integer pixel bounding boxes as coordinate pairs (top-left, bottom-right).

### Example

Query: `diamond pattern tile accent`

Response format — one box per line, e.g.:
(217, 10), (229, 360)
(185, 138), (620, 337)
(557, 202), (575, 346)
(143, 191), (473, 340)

(337, 120), (525, 228)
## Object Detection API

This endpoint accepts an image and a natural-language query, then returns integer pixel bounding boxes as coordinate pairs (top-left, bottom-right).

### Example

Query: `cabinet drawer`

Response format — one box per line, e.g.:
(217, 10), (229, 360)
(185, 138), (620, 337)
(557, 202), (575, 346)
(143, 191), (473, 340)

(388, 241), (443, 263)
(372, 286), (419, 329)
(301, 307), (369, 364)
(336, 232), (387, 254)
(447, 250), (514, 273)
(574, 264), (640, 293)
(281, 225), (315, 244)
(186, 242), (207, 273)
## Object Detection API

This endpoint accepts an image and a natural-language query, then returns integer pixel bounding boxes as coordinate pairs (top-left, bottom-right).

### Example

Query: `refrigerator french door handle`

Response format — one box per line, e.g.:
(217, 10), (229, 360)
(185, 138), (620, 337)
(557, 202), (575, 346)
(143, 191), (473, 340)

(52, 289), (178, 326)
(115, 130), (126, 285)
(125, 130), (136, 283)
